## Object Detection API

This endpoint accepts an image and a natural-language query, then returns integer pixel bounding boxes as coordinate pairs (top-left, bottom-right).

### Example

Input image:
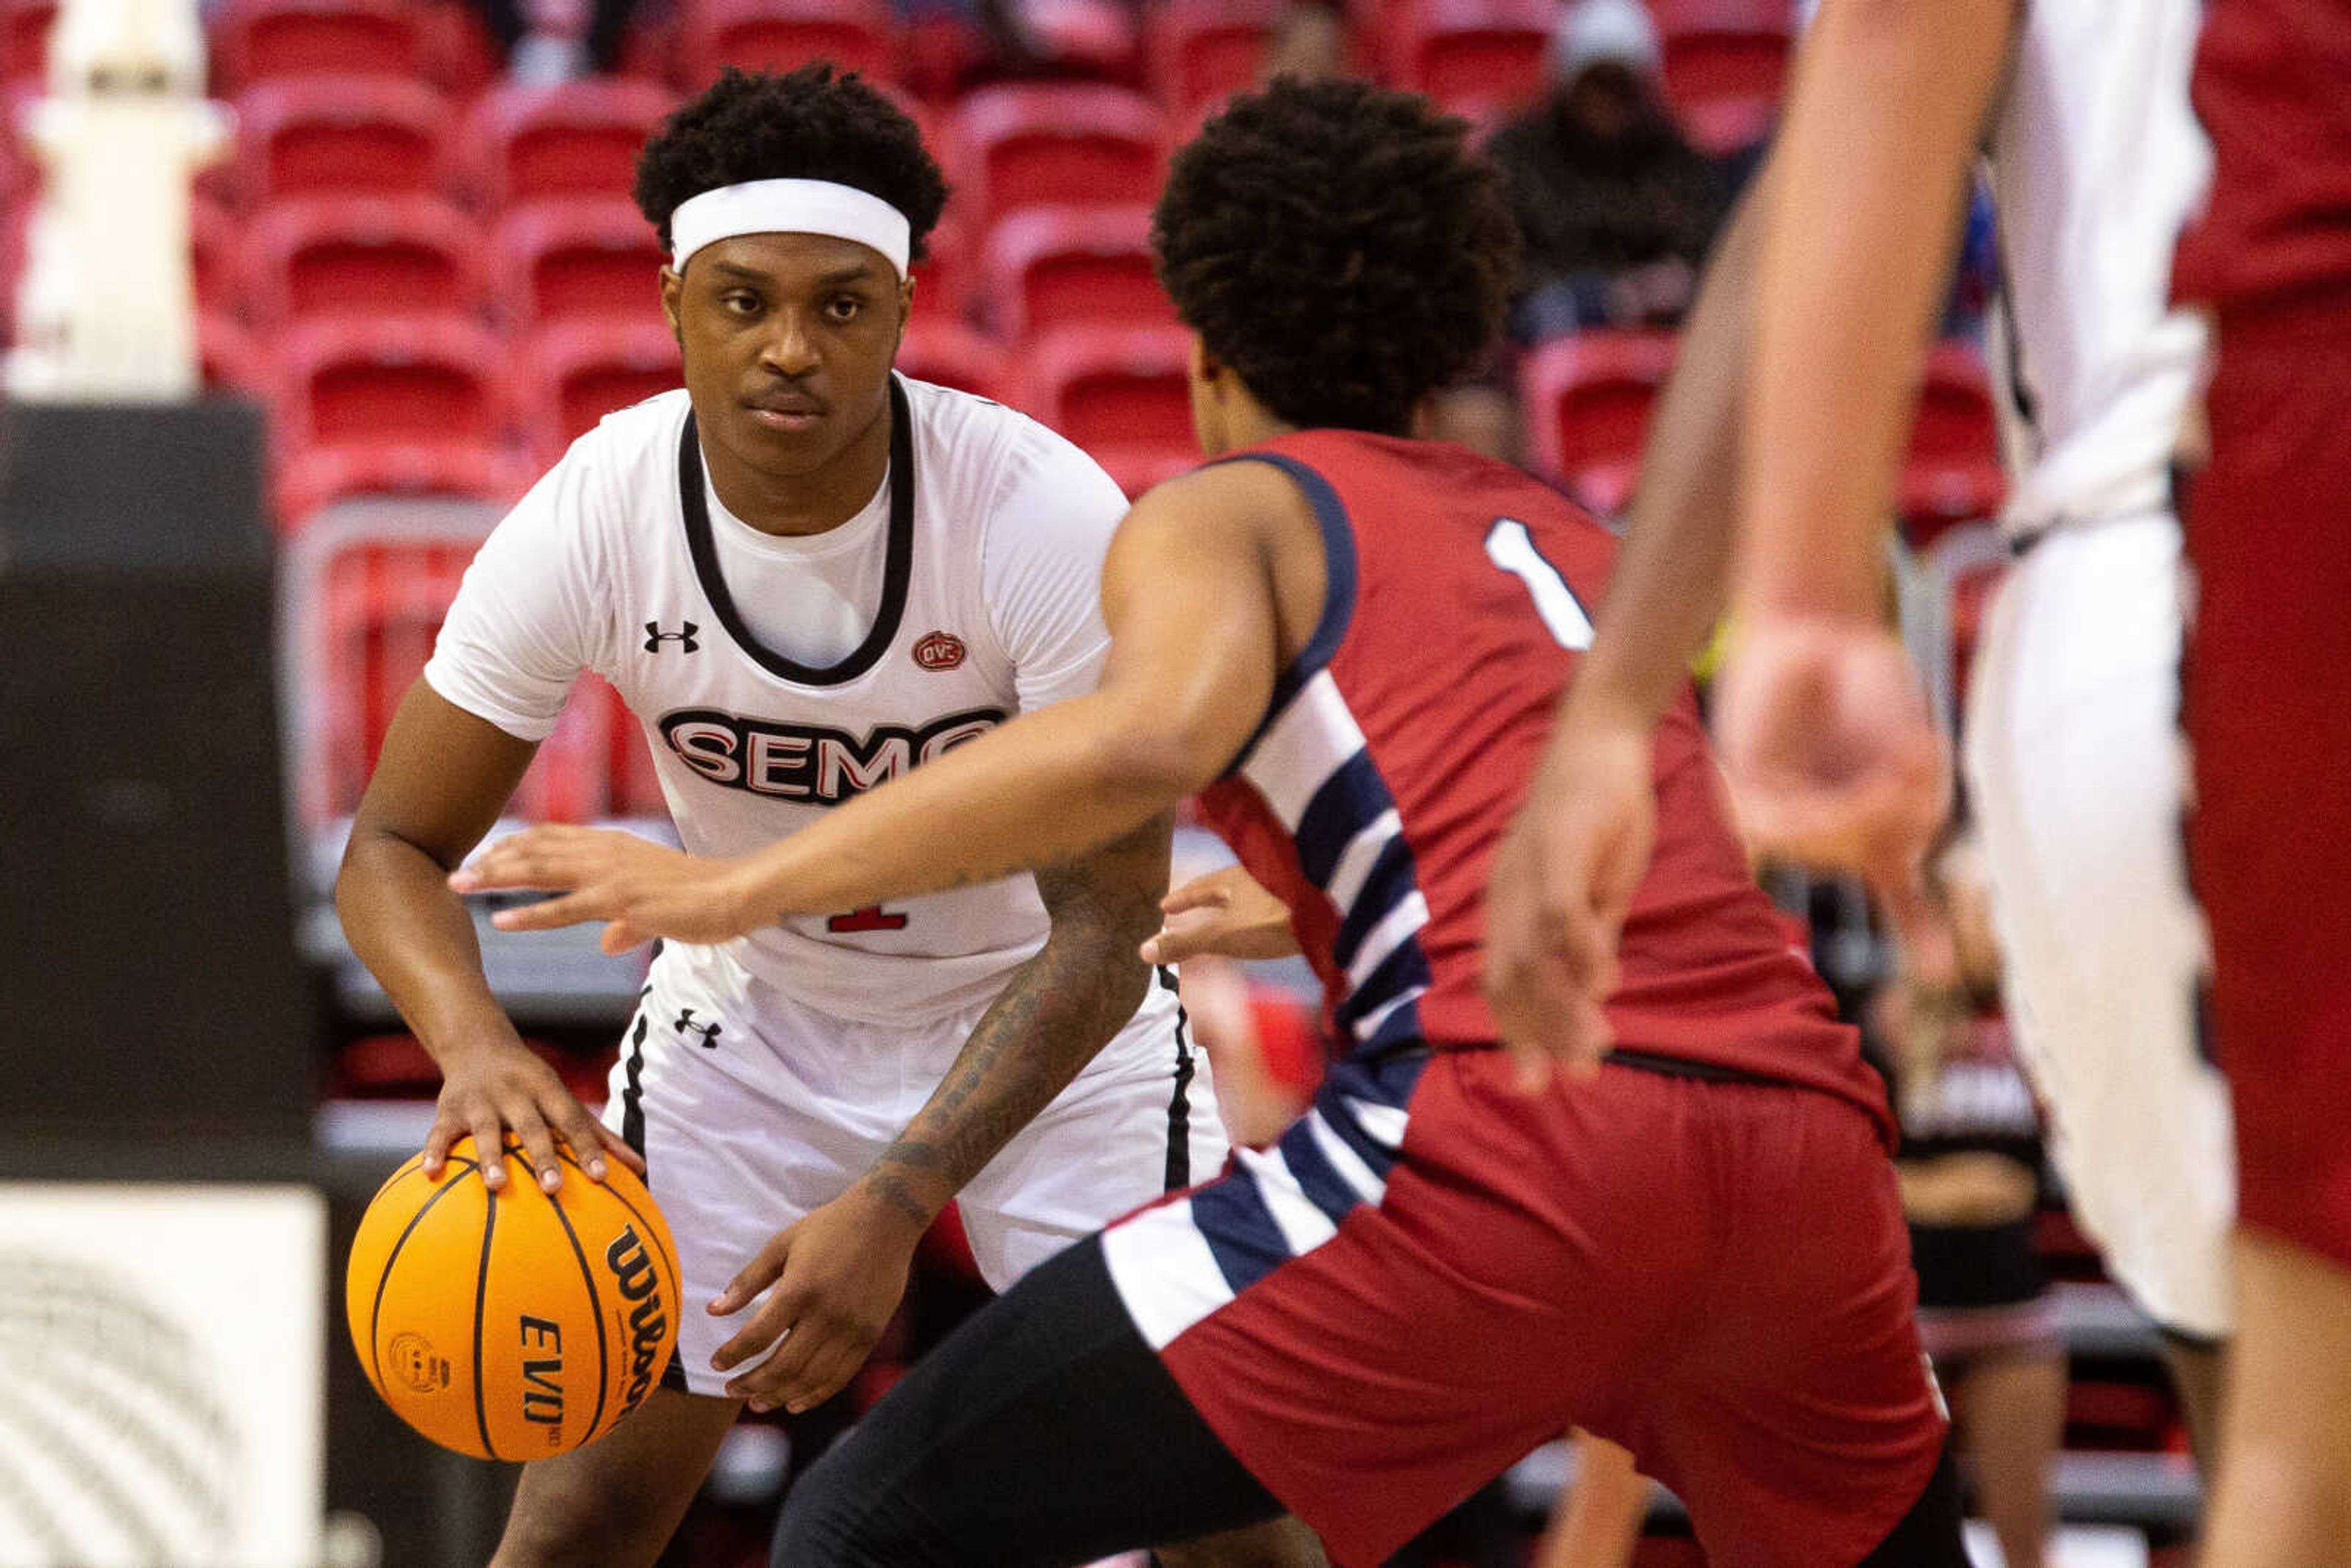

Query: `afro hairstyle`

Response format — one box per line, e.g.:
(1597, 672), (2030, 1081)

(634, 65), (949, 261)
(1152, 77), (1520, 435)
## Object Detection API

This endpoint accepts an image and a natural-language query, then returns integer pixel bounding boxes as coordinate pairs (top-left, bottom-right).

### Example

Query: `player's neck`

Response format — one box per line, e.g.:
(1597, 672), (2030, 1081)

(705, 396), (893, 539)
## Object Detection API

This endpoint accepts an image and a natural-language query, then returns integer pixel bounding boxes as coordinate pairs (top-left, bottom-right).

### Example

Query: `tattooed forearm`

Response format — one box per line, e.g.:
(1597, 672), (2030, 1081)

(854, 812), (1174, 1225)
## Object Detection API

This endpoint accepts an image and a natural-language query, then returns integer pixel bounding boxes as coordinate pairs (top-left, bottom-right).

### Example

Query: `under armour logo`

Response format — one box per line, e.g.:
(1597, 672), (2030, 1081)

(673, 1007), (721, 1049)
(645, 621), (700, 653)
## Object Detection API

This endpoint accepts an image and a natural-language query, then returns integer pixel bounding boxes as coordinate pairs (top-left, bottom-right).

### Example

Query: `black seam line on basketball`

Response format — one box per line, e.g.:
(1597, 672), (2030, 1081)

(676, 373), (917, 687)
(2, 1338), (234, 1536)
(0, 1379), (177, 1562)
(366, 1155), (482, 1400)
(545, 1184), (612, 1443)
(472, 1178), (501, 1462)
(1158, 964), (1195, 1193)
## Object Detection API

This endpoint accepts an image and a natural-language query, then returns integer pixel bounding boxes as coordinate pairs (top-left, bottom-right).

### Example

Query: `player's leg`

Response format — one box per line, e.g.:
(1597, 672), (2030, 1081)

(1950, 1346), (2066, 1568)
(504, 948), (874, 1564)
(2181, 301), (2351, 1568)
(1532, 1435), (1646, 1568)
(783, 1048), (1678, 1567)
(1960, 512), (2234, 1433)
(493, 1387), (741, 1568)
(954, 977), (1318, 1568)
(771, 1234), (1293, 1567)
(2196, 1232), (2351, 1567)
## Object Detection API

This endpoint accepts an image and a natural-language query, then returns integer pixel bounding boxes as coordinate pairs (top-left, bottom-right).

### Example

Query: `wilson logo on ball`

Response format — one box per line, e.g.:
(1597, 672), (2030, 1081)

(606, 1226), (671, 1412)
(912, 631), (967, 671)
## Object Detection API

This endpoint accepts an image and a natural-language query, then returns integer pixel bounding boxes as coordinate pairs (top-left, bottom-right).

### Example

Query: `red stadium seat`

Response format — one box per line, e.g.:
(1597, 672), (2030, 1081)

(1654, 0), (1790, 155)
(455, 78), (678, 214)
(190, 195), (238, 313)
(275, 441), (531, 531)
(211, 0), (429, 92)
(275, 315), (514, 468)
(239, 194), (487, 329)
(492, 197), (666, 334)
(1146, 0), (1284, 117)
(0, 0), (53, 87)
(1019, 323), (1194, 484)
(981, 203), (1168, 340)
(315, 535), (611, 820)
(1899, 458), (2008, 553)
(522, 318), (683, 463)
(894, 319), (1014, 403)
(1390, 0), (1553, 115)
(1907, 340), (2000, 465)
(909, 207), (975, 328)
(227, 76), (451, 208)
(681, 0), (901, 88)
(950, 84), (1165, 230)
(199, 311), (268, 393)
(1517, 329), (1678, 481)
(1012, 0), (1144, 86)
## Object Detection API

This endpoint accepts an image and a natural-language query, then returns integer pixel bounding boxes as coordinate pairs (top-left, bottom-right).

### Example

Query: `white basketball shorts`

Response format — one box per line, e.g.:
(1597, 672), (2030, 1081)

(600, 937), (1227, 1396)
(1963, 509), (2235, 1340)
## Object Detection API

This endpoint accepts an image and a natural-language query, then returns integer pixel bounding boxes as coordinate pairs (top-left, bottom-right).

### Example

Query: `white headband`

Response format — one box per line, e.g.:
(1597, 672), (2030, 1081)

(670, 178), (912, 278)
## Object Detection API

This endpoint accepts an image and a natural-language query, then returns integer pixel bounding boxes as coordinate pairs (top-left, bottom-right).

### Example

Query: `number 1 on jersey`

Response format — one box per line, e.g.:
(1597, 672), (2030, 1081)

(1485, 519), (1594, 650)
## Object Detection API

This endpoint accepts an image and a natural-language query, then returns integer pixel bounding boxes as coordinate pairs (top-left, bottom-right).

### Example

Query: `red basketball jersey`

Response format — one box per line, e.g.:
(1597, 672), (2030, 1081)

(1194, 430), (1891, 1138)
(2171, 0), (2351, 312)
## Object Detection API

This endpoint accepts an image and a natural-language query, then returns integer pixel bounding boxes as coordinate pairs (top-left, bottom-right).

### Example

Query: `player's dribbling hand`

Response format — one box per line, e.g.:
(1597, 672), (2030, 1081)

(1140, 865), (1300, 964)
(450, 825), (762, 953)
(1482, 716), (1652, 1092)
(706, 1185), (922, 1415)
(425, 1035), (645, 1193)
(1709, 613), (1952, 923)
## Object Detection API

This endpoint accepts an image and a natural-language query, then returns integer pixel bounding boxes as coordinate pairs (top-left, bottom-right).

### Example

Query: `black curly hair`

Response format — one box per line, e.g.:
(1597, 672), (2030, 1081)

(634, 65), (950, 262)
(1152, 78), (1519, 435)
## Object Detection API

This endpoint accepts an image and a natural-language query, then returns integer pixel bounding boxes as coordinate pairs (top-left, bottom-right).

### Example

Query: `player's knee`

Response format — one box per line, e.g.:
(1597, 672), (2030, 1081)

(771, 1447), (931, 1568)
(495, 1472), (682, 1568)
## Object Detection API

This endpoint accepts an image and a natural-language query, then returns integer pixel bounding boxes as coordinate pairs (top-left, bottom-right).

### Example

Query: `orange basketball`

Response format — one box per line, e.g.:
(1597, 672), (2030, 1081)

(346, 1136), (681, 1460)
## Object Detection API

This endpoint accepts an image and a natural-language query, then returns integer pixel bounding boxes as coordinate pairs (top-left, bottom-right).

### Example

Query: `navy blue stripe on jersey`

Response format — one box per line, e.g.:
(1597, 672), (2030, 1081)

(1275, 1116), (1373, 1225)
(1357, 1000), (1433, 1060)
(1189, 1165), (1297, 1294)
(1100, 1048), (1429, 1352)
(1294, 751), (1390, 886)
(1211, 451), (1359, 776)
(1332, 836), (1421, 973)
(1333, 940), (1434, 1038)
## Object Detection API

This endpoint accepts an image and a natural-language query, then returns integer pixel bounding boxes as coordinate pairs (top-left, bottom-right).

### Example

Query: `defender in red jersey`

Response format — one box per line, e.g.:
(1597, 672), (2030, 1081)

(2172, 2), (2351, 1560)
(460, 80), (1963, 1568)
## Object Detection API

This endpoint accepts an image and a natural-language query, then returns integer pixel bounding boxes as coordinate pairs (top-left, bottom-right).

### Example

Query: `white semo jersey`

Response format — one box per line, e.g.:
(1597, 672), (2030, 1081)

(1983, 0), (2209, 539)
(427, 376), (1143, 1024)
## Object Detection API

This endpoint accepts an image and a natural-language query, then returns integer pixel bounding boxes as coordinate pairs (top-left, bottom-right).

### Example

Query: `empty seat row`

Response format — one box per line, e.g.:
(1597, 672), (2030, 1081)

(1518, 331), (2003, 521)
(196, 189), (1174, 375)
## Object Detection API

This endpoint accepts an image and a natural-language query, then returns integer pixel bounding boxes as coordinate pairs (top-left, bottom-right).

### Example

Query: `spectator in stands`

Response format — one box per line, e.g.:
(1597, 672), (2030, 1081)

(471, 0), (642, 83)
(1487, 0), (1727, 343)
(1871, 835), (2064, 1568)
(1258, 2), (1351, 85)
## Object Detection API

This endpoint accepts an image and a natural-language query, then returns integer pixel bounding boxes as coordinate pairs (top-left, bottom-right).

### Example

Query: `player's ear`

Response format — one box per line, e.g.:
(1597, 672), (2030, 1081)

(658, 265), (684, 344)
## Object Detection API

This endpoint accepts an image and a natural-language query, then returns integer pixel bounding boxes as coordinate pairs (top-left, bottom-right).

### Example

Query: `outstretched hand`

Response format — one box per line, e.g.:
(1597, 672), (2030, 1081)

(1483, 717), (1654, 1092)
(450, 825), (761, 954)
(1140, 864), (1300, 965)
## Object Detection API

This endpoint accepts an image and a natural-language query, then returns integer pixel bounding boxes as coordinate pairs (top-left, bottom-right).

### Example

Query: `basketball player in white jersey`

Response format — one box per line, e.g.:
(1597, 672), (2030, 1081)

(1485, 0), (2233, 1457)
(332, 66), (1299, 1568)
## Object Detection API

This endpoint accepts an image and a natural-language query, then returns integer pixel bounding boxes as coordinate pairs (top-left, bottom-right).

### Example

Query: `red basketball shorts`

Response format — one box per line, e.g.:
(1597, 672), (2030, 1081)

(2184, 291), (2351, 1272)
(1100, 1047), (1948, 1568)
